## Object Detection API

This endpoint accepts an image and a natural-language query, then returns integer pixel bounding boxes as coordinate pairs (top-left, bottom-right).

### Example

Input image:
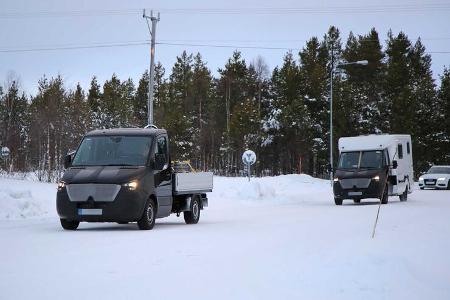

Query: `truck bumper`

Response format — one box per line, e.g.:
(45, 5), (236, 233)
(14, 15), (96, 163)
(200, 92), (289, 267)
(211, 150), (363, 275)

(56, 187), (147, 222)
(333, 180), (383, 200)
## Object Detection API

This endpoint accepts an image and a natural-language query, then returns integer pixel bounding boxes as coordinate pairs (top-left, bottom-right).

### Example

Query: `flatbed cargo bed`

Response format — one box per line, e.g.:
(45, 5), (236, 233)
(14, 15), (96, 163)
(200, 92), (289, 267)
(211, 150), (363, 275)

(173, 172), (213, 195)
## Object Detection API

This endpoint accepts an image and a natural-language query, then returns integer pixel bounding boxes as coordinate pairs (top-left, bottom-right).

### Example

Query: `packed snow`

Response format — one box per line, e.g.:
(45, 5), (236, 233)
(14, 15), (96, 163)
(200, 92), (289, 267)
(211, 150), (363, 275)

(1, 175), (450, 299)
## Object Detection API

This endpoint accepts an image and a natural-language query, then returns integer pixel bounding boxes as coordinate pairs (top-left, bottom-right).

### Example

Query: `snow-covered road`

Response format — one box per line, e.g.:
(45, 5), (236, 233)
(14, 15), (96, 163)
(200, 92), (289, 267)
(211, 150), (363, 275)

(1, 175), (449, 300)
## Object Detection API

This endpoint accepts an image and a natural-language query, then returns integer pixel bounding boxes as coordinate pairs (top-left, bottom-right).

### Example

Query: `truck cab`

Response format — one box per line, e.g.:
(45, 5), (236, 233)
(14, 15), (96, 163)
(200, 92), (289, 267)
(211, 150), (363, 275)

(333, 134), (413, 205)
(56, 128), (213, 230)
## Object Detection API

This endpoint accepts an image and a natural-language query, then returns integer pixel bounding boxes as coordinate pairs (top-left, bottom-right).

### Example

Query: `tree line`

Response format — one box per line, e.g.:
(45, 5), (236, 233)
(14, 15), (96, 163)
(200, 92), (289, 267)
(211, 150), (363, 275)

(1, 27), (449, 181)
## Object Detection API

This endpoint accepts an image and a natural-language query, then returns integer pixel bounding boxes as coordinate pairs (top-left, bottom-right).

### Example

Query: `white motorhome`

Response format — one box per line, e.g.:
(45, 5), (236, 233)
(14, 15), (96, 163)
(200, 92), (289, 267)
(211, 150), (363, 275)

(333, 134), (413, 205)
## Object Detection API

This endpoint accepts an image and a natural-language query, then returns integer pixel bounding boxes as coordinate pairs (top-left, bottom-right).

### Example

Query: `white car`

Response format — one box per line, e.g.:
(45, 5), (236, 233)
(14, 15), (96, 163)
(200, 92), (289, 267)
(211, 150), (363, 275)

(419, 165), (450, 190)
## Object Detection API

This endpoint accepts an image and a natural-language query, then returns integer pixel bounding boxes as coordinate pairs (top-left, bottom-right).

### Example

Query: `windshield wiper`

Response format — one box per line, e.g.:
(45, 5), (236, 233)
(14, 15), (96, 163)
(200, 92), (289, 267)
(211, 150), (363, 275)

(104, 164), (135, 166)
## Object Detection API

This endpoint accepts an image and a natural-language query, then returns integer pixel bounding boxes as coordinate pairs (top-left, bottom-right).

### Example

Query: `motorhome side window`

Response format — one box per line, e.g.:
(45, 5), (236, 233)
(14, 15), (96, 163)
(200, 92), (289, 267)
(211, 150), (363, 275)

(398, 144), (403, 159)
(155, 136), (168, 169)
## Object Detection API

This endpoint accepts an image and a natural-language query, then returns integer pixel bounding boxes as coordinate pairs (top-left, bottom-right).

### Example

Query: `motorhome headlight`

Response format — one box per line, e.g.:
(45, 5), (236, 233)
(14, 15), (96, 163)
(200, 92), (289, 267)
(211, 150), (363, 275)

(333, 178), (339, 182)
(123, 180), (138, 190)
(57, 181), (65, 190)
(372, 175), (380, 181)
(437, 177), (446, 181)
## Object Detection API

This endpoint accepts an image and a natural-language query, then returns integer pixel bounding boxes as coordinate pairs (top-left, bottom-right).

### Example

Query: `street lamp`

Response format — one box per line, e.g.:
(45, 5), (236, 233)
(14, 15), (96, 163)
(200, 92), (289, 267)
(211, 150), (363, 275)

(329, 60), (368, 183)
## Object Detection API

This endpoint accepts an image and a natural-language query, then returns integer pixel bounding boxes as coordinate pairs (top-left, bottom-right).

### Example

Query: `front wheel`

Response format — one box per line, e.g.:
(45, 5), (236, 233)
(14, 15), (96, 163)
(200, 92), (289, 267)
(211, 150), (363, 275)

(447, 180), (450, 190)
(353, 198), (361, 204)
(334, 197), (343, 205)
(137, 199), (156, 230)
(399, 186), (408, 202)
(184, 196), (201, 224)
(60, 219), (79, 230)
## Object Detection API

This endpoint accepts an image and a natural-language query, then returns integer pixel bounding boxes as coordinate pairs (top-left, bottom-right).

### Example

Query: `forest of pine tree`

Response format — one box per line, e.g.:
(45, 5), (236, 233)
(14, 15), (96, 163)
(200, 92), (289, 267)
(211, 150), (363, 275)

(1, 27), (449, 181)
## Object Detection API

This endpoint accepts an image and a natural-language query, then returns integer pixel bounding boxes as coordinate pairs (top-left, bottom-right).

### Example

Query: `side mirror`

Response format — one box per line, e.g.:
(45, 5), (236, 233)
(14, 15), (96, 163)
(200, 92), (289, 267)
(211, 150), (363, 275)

(392, 160), (398, 169)
(64, 154), (72, 169)
(154, 154), (166, 170)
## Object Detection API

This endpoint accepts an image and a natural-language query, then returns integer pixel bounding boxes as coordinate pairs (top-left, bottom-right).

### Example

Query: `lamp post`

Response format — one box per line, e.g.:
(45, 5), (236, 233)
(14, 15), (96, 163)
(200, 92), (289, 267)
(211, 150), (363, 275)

(329, 60), (368, 183)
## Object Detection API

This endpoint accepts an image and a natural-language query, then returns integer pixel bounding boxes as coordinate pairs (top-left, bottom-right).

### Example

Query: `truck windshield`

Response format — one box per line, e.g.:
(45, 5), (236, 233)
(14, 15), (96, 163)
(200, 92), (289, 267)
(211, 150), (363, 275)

(338, 150), (383, 169)
(72, 136), (152, 166)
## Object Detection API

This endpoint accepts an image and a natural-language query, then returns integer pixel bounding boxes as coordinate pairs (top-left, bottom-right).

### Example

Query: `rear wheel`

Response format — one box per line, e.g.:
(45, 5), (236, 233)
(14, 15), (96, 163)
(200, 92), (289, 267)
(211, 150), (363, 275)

(399, 186), (408, 202)
(184, 196), (201, 224)
(381, 185), (389, 204)
(334, 197), (343, 205)
(353, 198), (361, 204)
(60, 219), (79, 230)
(137, 199), (156, 230)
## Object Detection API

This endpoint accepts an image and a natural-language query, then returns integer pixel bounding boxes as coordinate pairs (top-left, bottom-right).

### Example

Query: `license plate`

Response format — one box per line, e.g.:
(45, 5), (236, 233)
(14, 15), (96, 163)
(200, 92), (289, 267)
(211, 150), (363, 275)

(78, 209), (102, 215)
(348, 191), (362, 196)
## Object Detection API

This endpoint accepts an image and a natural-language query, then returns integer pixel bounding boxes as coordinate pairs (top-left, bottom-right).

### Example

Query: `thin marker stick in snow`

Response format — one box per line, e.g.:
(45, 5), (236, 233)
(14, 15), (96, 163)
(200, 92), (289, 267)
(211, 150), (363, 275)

(372, 181), (387, 238)
(372, 200), (382, 238)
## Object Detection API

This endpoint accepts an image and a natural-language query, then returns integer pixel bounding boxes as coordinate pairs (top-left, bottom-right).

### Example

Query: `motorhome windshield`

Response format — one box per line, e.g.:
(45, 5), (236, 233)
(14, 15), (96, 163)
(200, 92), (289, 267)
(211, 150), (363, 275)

(338, 150), (384, 169)
(72, 136), (153, 166)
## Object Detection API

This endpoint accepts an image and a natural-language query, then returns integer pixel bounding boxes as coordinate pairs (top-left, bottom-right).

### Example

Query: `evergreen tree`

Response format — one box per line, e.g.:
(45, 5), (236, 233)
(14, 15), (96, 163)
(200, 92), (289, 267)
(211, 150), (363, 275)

(87, 76), (102, 129)
(216, 51), (250, 174)
(0, 80), (29, 171)
(438, 68), (450, 162)
(166, 51), (195, 161)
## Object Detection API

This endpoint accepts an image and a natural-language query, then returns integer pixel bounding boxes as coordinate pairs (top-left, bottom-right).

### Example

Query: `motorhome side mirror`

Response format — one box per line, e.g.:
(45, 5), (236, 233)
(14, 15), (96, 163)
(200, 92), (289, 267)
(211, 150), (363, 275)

(392, 160), (398, 169)
(64, 154), (72, 169)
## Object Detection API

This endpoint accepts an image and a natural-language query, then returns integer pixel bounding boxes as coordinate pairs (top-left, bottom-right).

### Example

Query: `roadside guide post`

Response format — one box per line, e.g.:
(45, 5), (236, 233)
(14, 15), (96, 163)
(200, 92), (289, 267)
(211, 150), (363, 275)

(242, 150), (256, 181)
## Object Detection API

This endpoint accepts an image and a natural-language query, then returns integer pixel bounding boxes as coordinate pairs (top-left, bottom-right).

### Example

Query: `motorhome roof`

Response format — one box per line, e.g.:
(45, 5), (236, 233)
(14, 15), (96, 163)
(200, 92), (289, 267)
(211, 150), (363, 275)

(338, 134), (410, 152)
(85, 127), (167, 137)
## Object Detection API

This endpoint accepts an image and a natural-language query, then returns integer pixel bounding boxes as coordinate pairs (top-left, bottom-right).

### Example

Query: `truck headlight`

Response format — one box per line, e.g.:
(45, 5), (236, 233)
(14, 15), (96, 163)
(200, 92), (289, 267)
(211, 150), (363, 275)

(419, 177), (424, 181)
(437, 177), (446, 181)
(57, 181), (65, 190)
(333, 178), (339, 182)
(372, 175), (380, 181)
(123, 180), (138, 190)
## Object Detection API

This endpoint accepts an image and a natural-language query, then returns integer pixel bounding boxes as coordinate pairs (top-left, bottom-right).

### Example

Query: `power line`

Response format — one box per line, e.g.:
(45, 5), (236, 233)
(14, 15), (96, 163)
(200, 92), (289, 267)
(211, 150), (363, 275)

(157, 42), (301, 51)
(0, 41), (149, 53)
(1, 4), (450, 18)
(1, 40), (450, 54)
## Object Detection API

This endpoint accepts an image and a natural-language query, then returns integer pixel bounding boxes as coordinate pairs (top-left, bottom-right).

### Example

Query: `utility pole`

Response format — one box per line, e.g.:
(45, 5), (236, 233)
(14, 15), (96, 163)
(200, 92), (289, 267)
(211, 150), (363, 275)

(329, 45), (334, 184)
(143, 9), (160, 126)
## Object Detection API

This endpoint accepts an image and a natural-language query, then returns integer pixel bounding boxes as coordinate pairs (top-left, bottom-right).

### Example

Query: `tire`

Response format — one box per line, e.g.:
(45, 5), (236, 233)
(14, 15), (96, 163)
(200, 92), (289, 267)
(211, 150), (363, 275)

(353, 198), (361, 204)
(137, 198), (156, 230)
(334, 197), (343, 205)
(381, 185), (388, 204)
(60, 219), (79, 230)
(399, 186), (408, 202)
(420, 187), (424, 190)
(447, 180), (450, 190)
(184, 196), (201, 224)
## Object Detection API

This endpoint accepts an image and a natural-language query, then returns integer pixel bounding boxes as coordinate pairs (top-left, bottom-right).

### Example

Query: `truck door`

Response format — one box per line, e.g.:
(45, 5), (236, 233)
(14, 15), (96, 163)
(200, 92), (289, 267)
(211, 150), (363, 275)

(154, 135), (172, 217)
(396, 142), (407, 192)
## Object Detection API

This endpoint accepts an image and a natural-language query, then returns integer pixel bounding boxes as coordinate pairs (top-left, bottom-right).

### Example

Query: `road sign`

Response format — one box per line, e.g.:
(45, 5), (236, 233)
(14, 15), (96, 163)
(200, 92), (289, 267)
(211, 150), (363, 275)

(1, 147), (10, 158)
(242, 150), (256, 165)
(242, 150), (256, 181)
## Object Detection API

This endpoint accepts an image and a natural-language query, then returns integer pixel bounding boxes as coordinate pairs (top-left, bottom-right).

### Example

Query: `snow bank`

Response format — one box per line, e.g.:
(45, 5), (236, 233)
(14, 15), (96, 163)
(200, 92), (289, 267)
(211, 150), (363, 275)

(0, 174), (329, 220)
(212, 174), (331, 204)
(0, 179), (56, 220)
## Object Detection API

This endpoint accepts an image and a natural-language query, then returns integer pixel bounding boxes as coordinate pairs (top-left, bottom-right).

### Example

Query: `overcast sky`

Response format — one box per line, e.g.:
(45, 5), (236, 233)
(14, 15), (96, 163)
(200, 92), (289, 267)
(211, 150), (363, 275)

(1, 0), (449, 96)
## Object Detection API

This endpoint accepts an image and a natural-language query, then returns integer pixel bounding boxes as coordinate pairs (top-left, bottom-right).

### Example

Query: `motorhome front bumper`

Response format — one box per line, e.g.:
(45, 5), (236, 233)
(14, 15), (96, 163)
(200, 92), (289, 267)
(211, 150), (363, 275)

(56, 186), (147, 222)
(333, 178), (383, 199)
